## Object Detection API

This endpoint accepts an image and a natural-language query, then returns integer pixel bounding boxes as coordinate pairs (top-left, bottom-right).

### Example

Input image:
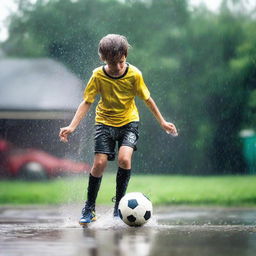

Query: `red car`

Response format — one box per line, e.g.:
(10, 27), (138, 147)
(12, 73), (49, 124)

(0, 139), (90, 180)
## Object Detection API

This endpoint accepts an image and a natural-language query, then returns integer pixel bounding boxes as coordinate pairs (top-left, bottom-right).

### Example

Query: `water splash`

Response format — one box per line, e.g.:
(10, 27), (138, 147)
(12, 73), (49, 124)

(59, 205), (166, 230)
(166, 131), (178, 137)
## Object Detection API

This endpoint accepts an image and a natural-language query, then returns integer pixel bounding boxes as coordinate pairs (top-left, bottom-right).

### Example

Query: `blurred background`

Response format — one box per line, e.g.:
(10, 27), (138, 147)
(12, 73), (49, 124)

(1, 0), (256, 177)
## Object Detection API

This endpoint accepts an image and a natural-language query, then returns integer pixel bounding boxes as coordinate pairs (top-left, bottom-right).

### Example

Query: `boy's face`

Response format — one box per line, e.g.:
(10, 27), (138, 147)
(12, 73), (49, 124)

(106, 55), (127, 76)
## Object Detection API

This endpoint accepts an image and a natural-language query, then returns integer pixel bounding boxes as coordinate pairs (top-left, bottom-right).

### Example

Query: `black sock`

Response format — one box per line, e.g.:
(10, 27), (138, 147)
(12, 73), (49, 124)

(115, 167), (131, 209)
(85, 173), (102, 209)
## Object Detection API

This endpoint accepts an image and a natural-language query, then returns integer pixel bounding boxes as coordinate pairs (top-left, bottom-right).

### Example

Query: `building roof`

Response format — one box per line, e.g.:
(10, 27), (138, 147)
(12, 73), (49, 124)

(0, 58), (84, 119)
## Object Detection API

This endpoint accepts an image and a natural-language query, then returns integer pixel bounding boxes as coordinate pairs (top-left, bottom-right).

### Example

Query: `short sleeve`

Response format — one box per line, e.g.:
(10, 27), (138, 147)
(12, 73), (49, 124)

(135, 71), (150, 100)
(83, 75), (98, 103)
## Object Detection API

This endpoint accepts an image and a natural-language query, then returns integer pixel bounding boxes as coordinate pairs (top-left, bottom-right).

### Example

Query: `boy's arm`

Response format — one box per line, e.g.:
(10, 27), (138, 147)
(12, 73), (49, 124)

(59, 100), (91, 142)
(145, 97), (178, 136)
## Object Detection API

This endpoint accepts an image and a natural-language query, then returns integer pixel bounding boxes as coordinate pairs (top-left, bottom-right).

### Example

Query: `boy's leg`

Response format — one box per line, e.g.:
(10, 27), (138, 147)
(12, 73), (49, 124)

(113, 146), (133, 217)
(80, 153), (108, 225)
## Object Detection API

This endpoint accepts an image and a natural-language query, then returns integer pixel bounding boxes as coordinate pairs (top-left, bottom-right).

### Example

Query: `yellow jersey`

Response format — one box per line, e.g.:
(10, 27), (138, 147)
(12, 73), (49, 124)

(83, 63), (150, 127)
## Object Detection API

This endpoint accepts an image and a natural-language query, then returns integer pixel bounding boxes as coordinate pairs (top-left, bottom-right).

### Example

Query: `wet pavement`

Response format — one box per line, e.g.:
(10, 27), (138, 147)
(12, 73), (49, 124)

(0, 205), (256, 256)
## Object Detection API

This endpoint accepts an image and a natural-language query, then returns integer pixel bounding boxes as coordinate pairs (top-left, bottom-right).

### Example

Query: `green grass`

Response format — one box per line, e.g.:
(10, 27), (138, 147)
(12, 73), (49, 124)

(0, 174), (256, 206)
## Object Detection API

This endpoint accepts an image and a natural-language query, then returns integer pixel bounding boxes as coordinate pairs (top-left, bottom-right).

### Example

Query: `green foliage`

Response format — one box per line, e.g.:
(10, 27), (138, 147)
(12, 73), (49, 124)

(2, 0), (256, 174)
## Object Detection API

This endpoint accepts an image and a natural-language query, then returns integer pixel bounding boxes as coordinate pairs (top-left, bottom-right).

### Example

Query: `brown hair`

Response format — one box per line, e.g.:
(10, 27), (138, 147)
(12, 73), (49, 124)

(98, 34), (131, 63)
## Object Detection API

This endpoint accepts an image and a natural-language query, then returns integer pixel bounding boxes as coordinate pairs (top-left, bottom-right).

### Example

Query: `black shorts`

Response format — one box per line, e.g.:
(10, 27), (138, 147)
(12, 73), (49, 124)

(94, 122), (139, 161)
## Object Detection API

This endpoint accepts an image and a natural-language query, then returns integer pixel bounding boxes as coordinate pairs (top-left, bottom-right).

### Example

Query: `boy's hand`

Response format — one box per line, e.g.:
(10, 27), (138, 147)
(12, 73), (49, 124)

(59, 126), (75, 143)
(161, 121), (178, 137)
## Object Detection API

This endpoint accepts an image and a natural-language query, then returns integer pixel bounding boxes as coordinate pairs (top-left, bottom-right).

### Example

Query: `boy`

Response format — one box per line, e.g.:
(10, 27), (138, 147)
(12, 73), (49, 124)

(59, 34), (178, 225)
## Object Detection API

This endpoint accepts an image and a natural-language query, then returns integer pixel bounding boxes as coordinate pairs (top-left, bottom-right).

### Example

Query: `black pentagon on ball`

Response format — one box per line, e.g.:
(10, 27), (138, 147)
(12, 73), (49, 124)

(128, 199), (139, 209)
(144, 211), (151, 220)
(127, 215), (136, 222)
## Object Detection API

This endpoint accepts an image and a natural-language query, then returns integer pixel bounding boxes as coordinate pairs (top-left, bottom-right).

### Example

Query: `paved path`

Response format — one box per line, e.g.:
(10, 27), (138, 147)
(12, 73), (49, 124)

(0, 205), (256, 256)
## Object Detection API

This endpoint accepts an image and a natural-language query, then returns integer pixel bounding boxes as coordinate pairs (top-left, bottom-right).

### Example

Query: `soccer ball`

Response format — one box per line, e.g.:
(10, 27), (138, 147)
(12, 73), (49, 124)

(118, 192), (153, 226)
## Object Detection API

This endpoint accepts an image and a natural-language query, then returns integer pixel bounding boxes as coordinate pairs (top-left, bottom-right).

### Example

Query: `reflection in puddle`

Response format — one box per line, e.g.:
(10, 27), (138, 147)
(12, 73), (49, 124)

(0, 206), (256, 256)
(80, 227), (156, 256)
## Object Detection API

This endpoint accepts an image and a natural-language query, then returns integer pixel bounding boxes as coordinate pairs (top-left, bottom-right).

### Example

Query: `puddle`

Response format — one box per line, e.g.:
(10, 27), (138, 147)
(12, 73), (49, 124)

(0, 205), (256, 256)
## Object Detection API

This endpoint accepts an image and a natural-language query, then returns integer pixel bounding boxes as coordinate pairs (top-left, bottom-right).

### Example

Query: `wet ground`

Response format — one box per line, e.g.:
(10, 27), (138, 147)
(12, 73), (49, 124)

(0, 205), (256, 256)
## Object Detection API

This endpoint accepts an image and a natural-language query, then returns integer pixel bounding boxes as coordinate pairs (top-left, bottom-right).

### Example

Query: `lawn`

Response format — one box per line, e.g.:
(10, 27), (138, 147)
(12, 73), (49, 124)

(0, 174), (256, 206)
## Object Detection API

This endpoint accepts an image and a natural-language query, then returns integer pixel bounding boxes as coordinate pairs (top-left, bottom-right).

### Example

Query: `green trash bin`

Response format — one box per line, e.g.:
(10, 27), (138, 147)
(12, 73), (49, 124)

(240, 130), (256, 174)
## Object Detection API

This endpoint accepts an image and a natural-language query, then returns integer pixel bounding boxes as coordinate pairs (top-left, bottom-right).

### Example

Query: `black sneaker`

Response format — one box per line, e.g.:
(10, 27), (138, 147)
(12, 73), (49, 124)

(113, 201), (120, 218)
(79, 205), (96, 225)
(113, 206), (119, 217)
(112, 196), (119, 217)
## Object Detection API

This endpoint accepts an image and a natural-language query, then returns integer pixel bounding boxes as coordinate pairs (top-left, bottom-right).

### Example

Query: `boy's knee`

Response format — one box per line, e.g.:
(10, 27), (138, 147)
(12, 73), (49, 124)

(92, 158), (107, 176)
(118, 156), (131, 169)
(94, 159), (107, 170)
